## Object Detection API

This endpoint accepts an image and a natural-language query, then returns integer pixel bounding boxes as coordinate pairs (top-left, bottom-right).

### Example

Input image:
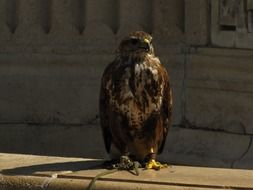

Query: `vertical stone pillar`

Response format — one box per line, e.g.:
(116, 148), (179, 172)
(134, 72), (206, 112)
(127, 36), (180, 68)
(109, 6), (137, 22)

(86, 0), (117, 32)
(185, 0), (208, 45)
(236, 0), (247, 33)
(83, 0), (117, 49)
(0, 0), (11, 42)
(211, 0), (235, 47)
(247, 0), (253, 32)
(152, 0), (184, 43)
(49, 0), (79, 43)
(117, 0), (152, 39)
(15, 0), (45, 43)
(235, 0), (253, 48)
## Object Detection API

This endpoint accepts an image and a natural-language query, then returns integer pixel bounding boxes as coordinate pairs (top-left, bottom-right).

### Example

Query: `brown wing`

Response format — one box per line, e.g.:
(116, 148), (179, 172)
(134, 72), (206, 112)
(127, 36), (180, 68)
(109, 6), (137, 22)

(99, 61), (116, 153)
(157, 63), (173, 154)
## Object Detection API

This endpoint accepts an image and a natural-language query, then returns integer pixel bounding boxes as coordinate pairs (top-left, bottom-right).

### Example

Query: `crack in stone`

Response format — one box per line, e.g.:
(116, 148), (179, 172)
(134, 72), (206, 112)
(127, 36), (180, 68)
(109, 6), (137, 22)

(176, 118), (250, 136)
(231, 136), (252, 168)
(172, 124), (253, 169)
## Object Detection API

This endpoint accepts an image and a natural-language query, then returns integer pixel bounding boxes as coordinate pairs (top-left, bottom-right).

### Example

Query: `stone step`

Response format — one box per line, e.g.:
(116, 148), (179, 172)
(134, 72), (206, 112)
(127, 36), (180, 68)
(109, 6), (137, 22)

(1, 153), (253, 190)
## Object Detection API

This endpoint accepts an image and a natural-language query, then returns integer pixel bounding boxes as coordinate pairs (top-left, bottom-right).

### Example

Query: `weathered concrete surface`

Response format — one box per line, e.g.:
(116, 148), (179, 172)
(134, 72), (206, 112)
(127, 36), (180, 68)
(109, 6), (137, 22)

(0, 124), (107, 159)
(0, 54), (112, 124)
(186, 48), (253, 135)
(1, 153), (253, 190)
(185, 88), (253, 134)
(161, 127), (251, 168)
(0, 50), (181, 125)
(233, 137), (253, 169)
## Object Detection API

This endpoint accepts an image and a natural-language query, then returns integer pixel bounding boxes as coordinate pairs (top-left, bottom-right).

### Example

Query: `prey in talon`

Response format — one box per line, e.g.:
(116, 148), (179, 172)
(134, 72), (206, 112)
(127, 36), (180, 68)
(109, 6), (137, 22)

(99, 31), (172, 170)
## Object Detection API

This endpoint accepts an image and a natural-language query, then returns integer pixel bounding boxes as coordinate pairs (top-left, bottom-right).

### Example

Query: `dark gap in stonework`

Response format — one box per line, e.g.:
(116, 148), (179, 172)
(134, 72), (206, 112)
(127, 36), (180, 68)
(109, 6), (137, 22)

(248, 11), (253, 33)
(41, 0), (51, 34)
(220, 25), (236, 31)
(6, 0), (17, 33)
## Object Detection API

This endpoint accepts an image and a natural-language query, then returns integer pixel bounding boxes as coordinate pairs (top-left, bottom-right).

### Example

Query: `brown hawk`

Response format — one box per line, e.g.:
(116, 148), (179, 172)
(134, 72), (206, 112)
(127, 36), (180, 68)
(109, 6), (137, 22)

(99, 31), (172, 169)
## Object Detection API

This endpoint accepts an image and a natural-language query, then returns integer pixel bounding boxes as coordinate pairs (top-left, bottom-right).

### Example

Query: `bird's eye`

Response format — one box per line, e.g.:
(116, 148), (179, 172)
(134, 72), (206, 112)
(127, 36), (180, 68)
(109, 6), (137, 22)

(131, 39), (138, 45)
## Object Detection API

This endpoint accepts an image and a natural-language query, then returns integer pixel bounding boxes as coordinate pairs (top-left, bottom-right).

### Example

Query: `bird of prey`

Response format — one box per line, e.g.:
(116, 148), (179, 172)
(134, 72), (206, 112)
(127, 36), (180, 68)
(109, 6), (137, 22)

(99, 31), (172, 169)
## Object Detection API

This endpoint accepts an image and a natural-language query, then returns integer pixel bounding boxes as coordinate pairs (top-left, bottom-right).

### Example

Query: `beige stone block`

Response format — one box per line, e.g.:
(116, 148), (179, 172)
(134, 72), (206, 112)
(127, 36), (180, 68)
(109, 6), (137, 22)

(185, 0), (208, 45)
(185, 88), (253, 134)
(159, 127), (251, 168)
(0, 124), (107, 158)
(0, 54), (114, 124)
(185, 49), (253, 134)
(187, 54), (253, 90)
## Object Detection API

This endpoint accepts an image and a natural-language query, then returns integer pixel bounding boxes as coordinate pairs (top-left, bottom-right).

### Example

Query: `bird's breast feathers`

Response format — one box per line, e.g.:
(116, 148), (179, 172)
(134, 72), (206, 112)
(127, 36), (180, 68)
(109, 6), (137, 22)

(105, 55), (164, 126)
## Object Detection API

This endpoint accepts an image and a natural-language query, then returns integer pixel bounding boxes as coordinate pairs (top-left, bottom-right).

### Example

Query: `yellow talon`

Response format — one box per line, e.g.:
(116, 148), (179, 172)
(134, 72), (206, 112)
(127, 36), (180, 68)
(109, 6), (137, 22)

(145, 159), (168, 170)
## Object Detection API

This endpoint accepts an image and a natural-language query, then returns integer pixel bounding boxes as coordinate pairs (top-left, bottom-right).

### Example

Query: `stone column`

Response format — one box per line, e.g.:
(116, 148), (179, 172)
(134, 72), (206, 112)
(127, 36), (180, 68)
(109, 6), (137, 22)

(15, 0), (45, 43)
(152, 0), (184, 43)
(83, 0), (117, 49)
(117, 0), (152, 38)
(86, 0), (117, 32)
(185, 0), (208, 45)
(0, 0), (11, 42)
(49, 0), (79, 43)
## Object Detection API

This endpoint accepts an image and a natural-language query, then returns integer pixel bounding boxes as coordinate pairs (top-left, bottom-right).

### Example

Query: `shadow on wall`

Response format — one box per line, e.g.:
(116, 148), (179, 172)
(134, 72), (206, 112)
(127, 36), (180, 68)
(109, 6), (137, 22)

(0, 124), (108, 159)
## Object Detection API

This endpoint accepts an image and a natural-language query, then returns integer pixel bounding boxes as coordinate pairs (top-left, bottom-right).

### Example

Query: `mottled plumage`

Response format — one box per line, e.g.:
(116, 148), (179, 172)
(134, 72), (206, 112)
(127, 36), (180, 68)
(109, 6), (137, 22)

(99, 31), (172, 168)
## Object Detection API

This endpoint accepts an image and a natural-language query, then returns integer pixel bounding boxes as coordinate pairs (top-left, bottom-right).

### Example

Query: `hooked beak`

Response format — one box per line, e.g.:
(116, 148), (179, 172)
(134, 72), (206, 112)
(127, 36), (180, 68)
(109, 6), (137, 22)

(139, 38), (150, 51)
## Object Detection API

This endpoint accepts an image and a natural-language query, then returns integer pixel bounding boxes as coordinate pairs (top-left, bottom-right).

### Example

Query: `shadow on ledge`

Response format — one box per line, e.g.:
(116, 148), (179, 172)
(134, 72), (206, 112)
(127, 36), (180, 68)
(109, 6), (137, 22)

(1, 160), (104, 176)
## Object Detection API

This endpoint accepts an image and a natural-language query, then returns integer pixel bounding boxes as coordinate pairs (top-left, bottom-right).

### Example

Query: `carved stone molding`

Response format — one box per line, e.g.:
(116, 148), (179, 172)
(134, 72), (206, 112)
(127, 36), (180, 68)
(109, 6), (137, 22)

(211, 0), (253, 49)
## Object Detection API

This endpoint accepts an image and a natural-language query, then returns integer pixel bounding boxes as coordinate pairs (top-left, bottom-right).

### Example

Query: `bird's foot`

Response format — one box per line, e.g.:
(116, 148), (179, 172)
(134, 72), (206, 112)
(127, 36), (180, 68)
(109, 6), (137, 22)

(145, 159), (168, 170)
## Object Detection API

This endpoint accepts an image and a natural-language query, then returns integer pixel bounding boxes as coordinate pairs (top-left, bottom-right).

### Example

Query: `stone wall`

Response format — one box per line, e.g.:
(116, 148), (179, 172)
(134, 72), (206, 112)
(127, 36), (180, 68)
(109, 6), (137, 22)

(0, 0), (253, 169)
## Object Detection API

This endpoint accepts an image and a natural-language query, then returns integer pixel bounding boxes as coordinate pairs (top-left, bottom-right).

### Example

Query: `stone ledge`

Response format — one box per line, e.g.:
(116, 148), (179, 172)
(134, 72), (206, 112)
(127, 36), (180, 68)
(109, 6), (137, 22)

(1, 153), (253, 190)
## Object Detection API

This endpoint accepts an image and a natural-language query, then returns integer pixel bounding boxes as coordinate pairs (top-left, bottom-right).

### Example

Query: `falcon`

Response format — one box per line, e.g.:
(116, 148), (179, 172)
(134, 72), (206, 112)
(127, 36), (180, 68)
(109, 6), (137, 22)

(99, 31), (172, 169)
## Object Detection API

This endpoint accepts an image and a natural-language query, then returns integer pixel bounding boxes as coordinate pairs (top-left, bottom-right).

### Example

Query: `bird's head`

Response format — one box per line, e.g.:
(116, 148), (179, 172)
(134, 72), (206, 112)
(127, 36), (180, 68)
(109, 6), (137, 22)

(118, 31), (154, 56)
